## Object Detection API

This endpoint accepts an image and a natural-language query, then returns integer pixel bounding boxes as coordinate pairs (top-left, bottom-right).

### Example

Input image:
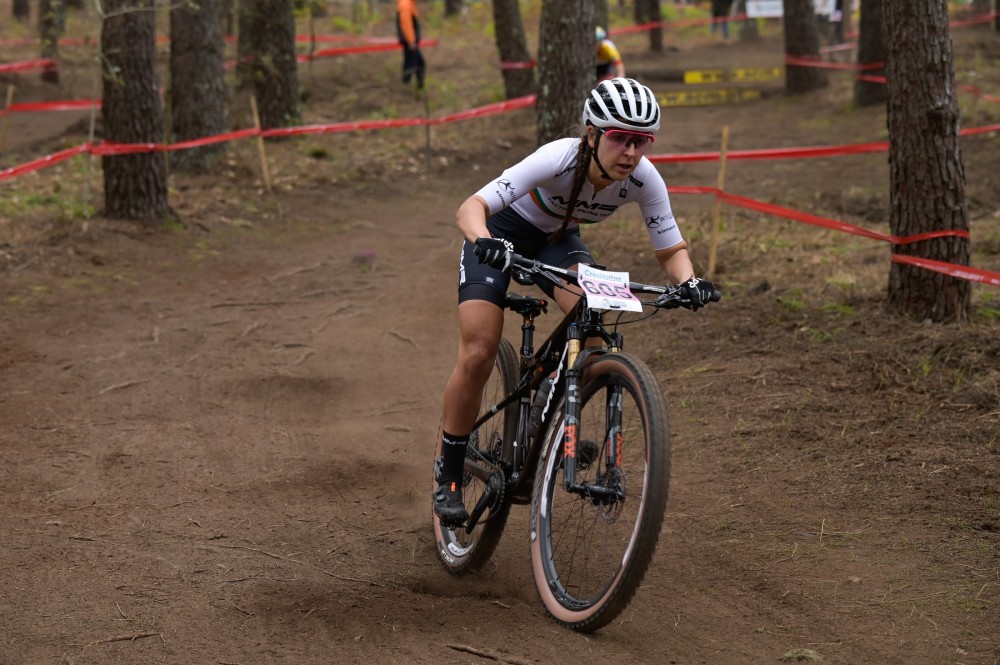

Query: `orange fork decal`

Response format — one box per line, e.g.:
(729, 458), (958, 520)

(564, 423), (577, 458)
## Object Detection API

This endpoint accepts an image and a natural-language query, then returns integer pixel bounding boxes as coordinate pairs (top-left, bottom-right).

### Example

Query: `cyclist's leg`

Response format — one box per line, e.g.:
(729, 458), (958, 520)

(535, 228), (592, 315)
(434, 241), (509, 522)
(440, 299), (504, 436)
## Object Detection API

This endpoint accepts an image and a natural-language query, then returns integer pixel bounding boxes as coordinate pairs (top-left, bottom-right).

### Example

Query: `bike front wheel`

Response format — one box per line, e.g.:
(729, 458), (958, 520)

(433, 337), (519, 575)
(529, 352), (671, 632)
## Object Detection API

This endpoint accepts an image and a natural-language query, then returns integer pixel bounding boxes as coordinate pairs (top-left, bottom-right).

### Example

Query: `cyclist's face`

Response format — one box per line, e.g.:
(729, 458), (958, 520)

(588, 127), (655, 180)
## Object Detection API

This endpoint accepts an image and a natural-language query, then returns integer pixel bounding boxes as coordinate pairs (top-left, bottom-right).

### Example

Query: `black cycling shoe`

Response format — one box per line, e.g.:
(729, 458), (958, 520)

(433, 481), (468, 527)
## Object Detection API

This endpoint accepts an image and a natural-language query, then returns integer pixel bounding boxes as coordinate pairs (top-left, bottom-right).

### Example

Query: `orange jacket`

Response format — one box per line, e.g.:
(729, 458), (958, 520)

(397, 0), (419, 46)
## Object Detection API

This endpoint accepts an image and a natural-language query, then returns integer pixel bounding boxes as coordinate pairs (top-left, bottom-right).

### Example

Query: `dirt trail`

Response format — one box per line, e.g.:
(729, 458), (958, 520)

(2, 11), (999, 665)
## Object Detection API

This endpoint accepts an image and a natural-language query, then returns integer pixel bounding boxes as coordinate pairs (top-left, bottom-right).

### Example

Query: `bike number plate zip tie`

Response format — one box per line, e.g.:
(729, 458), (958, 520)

(577, 264), (642, 312)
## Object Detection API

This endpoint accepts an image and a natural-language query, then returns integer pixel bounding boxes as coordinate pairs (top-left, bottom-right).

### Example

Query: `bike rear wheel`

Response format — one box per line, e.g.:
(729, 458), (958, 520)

(529, 352), (671, 631)
(433, 338), (519, 574)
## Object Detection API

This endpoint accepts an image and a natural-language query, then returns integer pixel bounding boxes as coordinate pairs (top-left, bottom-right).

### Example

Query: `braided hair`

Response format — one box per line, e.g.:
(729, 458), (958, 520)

(548, 132), (591, 244)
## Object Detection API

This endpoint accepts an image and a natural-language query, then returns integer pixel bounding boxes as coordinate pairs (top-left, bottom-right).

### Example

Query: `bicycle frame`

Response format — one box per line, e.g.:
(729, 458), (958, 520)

(465, 259), (651, 522)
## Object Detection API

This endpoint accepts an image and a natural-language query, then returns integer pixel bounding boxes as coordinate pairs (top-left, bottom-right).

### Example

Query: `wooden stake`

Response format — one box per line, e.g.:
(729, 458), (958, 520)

(84, 73), (99, 219)
(250, 95), (273, 193)
(707, 124), (730, 277)
(0, 84), (15, 154)
(423, 93), (432, 165)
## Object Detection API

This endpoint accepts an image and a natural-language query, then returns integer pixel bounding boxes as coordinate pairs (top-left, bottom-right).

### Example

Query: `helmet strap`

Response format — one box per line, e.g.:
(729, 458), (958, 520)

(591, 133), (614, 181)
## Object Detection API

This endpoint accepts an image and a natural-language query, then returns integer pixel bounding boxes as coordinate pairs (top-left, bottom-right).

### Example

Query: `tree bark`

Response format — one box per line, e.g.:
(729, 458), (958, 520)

(646, 0), (663, 52)
(237, 0), (300, 130)
(884, 0), (969, 322)
(492, 0), (535, 99)
(783, 0), (828, 94)
(38, 0), (65, 83)
(101, 0), (170, 221)
(854, 0), (886, 107)
(841, 0), (853, 37)
(736, 0), (760, 40)
(170, 0), (227, 172)
(595, 0), (608, 34)
(13, 0), (30, 21)
(536, 0), (595, 145)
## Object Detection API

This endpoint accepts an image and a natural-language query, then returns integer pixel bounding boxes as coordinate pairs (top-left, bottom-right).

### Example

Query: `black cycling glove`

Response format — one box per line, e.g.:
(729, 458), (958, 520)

(677, 277), (719, 311)
(474, 237), (515, 272)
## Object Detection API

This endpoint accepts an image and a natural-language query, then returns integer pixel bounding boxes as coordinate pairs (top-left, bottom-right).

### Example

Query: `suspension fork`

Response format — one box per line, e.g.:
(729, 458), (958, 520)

(562, 324), (582, 491)
(560, 327), (624, 495)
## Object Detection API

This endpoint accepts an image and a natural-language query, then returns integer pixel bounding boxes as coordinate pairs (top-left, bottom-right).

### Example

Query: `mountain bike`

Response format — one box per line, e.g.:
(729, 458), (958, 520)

(431, 251), (721, 632)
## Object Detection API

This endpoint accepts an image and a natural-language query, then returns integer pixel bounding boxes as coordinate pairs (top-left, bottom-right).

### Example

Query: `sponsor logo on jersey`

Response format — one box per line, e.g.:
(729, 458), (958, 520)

(628, 175), (645, 188)
(495, 179), (516, 206)
(549, 196), (619, 215)
(645, 212), (674, 229)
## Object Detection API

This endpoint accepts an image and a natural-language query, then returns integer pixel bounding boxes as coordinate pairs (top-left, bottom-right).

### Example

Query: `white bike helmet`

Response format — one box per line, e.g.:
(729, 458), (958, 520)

(595, 26), (607, 41)
(581, 77), (661, 134)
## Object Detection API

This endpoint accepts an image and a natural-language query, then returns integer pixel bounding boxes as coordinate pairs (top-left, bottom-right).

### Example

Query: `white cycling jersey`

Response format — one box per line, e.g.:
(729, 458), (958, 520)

(474, 137), (683, 252)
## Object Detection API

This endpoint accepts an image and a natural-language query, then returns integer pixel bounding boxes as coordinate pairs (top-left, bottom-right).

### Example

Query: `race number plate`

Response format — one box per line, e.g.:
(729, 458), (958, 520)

(577, 265), (642, 312)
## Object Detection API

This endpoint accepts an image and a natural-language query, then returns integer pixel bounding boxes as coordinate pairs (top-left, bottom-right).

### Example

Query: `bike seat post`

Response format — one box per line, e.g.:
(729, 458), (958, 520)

(520, 313), (536, 362)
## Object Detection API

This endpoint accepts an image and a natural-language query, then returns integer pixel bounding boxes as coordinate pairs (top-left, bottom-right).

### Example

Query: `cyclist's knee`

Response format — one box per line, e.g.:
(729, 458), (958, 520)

(458, 340), (498, 380)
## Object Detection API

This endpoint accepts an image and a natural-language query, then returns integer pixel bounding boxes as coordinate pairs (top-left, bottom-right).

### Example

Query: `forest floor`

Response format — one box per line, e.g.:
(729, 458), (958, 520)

(2, 4), (1000, 664)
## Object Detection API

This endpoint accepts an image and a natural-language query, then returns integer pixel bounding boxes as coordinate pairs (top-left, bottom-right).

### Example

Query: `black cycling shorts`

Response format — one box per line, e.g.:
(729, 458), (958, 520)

(458, 207), (595, 308)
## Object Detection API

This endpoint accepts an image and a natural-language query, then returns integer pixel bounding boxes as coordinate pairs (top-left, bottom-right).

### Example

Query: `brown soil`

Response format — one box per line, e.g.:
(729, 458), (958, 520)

(2, 6), (999, 665)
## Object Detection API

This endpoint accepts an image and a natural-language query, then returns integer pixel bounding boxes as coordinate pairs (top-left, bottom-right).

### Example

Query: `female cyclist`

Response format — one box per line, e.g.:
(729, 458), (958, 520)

(433, 78), (718, 525)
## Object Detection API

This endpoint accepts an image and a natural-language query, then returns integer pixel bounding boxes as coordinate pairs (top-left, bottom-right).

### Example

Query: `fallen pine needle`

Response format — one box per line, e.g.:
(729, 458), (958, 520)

(98, 379), (151, 395)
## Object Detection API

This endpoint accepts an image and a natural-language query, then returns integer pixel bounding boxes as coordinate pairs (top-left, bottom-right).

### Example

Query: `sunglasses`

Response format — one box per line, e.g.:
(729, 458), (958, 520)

(600, 129), (656, 152)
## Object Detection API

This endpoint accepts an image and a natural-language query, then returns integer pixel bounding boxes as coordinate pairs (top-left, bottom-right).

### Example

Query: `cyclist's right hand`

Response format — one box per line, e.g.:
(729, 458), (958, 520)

(474, 237), (515, 272)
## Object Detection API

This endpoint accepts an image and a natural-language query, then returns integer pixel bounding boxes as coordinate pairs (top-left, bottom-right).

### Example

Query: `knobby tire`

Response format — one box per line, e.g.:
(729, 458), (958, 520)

(528, 352), (671, 631)
(433, 338), (519, 574)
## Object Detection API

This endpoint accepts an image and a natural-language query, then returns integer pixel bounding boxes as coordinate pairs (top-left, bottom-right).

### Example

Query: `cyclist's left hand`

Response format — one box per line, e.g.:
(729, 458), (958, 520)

(677, 277), (720, 311)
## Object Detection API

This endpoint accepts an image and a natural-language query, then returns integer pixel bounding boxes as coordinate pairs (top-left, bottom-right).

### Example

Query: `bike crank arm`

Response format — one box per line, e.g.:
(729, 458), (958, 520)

(464, 472), (505, 533)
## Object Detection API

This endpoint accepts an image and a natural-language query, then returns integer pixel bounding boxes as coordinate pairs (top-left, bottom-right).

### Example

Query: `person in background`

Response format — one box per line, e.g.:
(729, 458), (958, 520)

(396, 0), (425, 89)
(595, 26), (625, 83)
(710, 0), (732, 39)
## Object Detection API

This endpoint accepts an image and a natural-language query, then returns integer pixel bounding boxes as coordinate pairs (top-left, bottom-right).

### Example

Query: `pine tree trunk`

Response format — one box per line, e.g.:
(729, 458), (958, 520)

(736, 0), (760, 40)
(595, 0), (608, 33)
(237, 0), (300, 130)
(101, 0), (170, 221)
(647, 0), (663, 52)
(170, 0), (227, 172)
(783, 0), (828, 94)
(536, 0), (595, 145)
(38, 0), (65, 83)
(854, 0), (886, 107)
(841, 0), (853, 36)
(884, 0), (969, 322)
(492, 0), (535, 99)
(13, 0), (30, 21)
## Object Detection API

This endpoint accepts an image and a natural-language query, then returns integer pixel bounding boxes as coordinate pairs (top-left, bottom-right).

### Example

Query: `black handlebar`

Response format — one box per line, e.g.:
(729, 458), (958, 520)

(506, 252), (721, 311)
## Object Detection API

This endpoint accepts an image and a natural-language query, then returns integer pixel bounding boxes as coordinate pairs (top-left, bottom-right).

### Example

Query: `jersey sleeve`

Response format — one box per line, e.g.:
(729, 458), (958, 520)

(473, 143), (562, 216)
(635, 162), (683, 251)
